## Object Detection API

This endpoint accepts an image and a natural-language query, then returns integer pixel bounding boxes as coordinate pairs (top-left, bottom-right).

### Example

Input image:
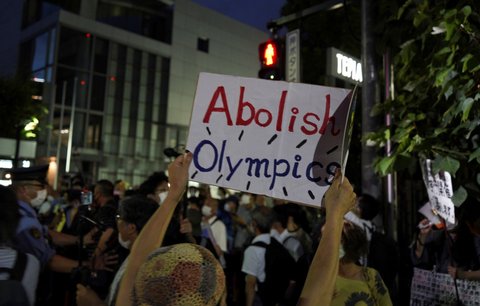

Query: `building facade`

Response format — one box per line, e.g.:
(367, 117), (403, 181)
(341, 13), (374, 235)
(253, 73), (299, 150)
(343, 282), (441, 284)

(0, 0), (268, 186)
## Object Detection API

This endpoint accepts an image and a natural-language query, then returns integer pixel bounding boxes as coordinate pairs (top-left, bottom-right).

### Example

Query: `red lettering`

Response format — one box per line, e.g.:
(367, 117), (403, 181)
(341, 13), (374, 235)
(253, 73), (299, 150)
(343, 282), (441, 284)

(288, 107), (299, 132)
(203, 86), (233, 125)
(329, 117), (341, 136)
(318, 94), (331, 135)
(301, 113), (320, 135)
(255, 109), (273, 127)
(236, 86), (255, 126)
(275, 90), (288, 131)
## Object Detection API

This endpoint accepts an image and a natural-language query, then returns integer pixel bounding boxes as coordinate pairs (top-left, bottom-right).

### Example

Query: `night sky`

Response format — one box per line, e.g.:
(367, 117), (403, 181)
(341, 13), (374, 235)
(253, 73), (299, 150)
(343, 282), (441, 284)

(191, 0), (287, 32)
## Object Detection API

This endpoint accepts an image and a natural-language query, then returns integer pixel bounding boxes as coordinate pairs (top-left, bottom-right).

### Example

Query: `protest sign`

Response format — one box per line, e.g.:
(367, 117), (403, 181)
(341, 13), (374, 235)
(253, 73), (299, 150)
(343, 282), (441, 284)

(410, 268), (480, 305)
(186, 73), (354, 207)
(420, 159), (455, 224)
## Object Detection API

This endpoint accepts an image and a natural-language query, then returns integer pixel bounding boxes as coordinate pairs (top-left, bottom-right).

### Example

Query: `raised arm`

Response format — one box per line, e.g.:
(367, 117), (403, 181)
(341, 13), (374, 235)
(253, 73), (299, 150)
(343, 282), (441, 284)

(116, 152), (192, 306)
(297, 171), (356, 306)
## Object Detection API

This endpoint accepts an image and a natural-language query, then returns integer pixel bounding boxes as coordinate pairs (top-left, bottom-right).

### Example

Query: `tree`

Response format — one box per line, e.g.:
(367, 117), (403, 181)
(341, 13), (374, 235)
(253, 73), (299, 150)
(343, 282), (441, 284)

(0, 76), (47, 139)
(367, 0), (480, 205)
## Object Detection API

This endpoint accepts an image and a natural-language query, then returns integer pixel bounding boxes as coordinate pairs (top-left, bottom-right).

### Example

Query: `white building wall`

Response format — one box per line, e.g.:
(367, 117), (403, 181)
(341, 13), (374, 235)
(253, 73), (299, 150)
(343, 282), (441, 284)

(169, 0), (269, 126)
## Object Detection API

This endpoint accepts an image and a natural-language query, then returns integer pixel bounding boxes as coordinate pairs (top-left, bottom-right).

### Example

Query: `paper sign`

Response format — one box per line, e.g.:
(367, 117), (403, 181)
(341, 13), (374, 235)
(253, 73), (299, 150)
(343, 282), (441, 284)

(186, 73), (353, 207)
(418, 202), (443, 227)
(421, 159), (455, 224)
(410, 268), (480, 305)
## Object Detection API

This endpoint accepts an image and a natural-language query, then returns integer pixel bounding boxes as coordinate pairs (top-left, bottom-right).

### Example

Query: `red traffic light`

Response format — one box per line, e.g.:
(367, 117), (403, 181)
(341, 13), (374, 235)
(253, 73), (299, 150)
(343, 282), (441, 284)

(259, 40), (279, 68)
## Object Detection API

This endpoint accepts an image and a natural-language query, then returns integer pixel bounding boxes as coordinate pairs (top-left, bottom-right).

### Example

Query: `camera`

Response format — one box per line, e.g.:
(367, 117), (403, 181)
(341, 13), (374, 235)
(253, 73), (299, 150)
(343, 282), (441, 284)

(81, 191), (93, 205)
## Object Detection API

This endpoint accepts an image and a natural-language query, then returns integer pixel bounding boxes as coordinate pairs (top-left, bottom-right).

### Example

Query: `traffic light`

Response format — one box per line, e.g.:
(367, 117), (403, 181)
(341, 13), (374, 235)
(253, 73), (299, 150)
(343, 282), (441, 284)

(258, 39), (284, 80)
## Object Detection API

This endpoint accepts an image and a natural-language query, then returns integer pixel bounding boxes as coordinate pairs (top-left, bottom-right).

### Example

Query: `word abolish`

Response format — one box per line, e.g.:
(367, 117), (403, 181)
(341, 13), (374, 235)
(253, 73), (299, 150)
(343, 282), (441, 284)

(193, 139), (338, 190)
(202, 86), (334, 136)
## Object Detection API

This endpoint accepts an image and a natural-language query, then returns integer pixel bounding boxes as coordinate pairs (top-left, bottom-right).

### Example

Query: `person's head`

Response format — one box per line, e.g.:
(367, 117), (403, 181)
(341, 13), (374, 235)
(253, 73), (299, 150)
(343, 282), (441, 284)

(223, 195), (239, 214)
(356, 194), (381, 221)
(133, 243), (225, 306)
(272, 205), (288, 231)
(340, 221), (369, 264)
(9, 164), (49, 208)
(217, 187), (228, 200)
(116, 195), (159, 249)
(0, 186), (20, 244)
(202, 197), (218, 218)
(253, 194), (266, 206)
(251, 206), (274, 235)
(138, 172), (169, 205)
(94, 179), (114, 206)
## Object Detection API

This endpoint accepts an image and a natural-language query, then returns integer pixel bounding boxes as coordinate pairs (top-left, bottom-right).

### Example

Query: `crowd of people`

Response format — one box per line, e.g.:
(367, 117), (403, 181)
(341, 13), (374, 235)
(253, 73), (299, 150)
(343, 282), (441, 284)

(2, 153), (479, 306)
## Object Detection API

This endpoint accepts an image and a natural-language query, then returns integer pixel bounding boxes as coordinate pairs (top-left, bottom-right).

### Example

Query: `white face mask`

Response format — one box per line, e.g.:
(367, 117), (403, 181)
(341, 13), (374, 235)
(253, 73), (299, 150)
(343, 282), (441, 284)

(339, 244), (346, 259)
(202, 205), (212, 217)
(118, 232), (132, 249)
(240, 194), (251, 205)
(157, 191), (168, 205)
(224, 203), (232, 212)
(31, 189), (47, 207)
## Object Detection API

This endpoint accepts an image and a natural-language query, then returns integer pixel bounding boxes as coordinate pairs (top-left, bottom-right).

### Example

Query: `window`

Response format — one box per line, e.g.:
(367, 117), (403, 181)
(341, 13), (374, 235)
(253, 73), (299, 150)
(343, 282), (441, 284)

(197, 37), (209, 53)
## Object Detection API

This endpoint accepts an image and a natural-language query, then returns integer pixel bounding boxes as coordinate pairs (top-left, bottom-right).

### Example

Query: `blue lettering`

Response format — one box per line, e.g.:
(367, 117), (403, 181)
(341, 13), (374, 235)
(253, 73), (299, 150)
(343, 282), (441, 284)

(193, 140), (218, 172)
(270, 159), (290, 190)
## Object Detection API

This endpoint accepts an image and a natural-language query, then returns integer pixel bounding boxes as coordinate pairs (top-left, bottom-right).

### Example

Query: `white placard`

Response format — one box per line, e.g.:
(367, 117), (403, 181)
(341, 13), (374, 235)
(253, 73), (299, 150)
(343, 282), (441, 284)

(410, 268), (480, 305)
(186, 73), (353, 207)
(421, 159), (455, 224)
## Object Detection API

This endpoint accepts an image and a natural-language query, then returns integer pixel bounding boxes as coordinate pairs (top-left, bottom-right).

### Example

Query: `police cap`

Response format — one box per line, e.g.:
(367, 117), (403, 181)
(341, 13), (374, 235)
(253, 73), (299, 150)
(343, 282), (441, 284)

(9, 164), (49, 185)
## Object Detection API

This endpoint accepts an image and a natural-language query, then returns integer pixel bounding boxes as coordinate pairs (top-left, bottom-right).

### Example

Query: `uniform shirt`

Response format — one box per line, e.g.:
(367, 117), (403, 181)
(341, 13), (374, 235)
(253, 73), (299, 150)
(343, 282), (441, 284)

(241, 233), (270, 283)
(0, 247), (40, 306)
(331, 267), (392, 306)
(14, 201), (56, 267)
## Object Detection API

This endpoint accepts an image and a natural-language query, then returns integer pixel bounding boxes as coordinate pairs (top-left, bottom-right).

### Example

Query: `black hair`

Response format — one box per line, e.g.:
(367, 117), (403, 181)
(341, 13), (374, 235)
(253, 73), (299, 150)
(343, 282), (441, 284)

(341, 221), (369, 263)
(251, 206), (274, 233)
(357, 194), (381, 221)
(138, 171), (168, 196)
(95, 179), (114, 197)
(118, 195), (158, 233)
(273, 205), (289, 228)
(0, 186), (20, 244)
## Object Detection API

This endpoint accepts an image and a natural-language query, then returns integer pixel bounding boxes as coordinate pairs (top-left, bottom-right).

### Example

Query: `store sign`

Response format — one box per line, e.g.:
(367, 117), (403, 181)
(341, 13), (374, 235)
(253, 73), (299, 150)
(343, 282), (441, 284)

(286, 29), (300, 82)
(327, 47), (362, 84)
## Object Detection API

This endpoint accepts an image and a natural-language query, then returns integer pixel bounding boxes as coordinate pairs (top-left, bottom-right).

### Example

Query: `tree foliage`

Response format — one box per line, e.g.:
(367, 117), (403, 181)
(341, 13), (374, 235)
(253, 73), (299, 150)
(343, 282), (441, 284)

(0, 76), (47, 139)
(368, 0), (480, 203)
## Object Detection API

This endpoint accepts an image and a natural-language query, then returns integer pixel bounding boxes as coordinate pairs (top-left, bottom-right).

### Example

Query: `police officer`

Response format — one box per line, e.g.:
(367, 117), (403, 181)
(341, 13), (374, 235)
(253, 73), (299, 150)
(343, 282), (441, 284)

(9, 165), (89, 272)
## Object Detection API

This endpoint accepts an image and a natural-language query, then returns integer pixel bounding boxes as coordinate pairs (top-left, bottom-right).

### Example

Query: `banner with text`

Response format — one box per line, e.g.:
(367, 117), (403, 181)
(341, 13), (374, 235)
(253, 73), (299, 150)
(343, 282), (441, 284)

(186, 73), (353, 207)
(421, 159), (455, 224)
(410, 268), (480, 305)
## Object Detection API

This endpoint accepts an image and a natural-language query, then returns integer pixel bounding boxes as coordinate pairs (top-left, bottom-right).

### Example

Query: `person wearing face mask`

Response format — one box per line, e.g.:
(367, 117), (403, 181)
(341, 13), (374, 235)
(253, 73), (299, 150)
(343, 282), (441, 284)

(138, 171), (169, 205)
(201, 197), (228, 261)
(9, 165), (95, 305)
(76, 195), (158, 306)
(331, 221), (392, 306)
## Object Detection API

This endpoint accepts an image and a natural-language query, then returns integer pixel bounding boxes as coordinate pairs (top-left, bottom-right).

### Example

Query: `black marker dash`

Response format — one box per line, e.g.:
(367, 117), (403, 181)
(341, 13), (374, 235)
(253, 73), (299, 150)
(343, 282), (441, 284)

(246, 181), (251, 190)
(206, 126), (211, 135)
(267, 134), (278, 145)
(191, 171), (198, 179)
(327, 145), (339, 155)
(308, 190), (315, 200)
(296, 139), (307, 148)
(216, 174), (223, 184)
(238, 130), (244, 141)
(283, 187), (288, 196)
